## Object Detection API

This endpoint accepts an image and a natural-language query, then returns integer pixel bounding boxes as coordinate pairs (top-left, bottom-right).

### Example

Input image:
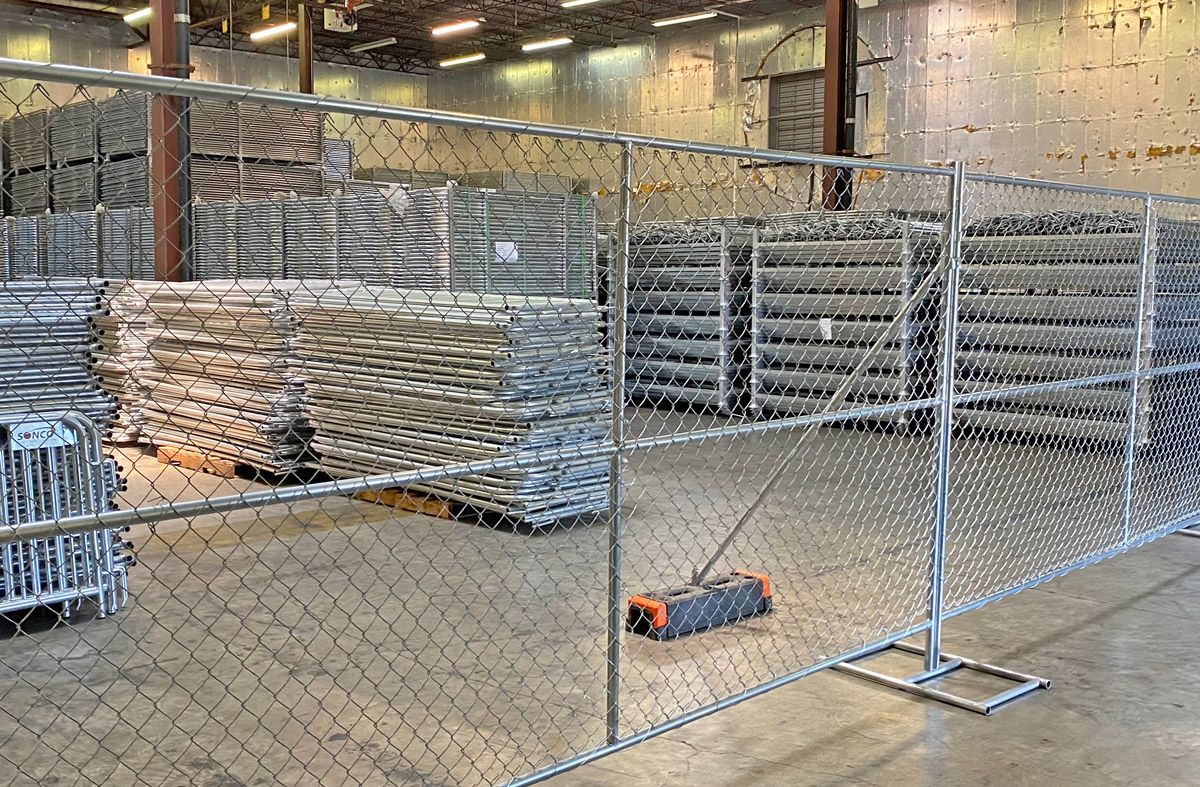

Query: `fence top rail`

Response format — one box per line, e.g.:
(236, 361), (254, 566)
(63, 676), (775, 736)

(0, 56), (947, 175)
(965, 169), (1200, 208)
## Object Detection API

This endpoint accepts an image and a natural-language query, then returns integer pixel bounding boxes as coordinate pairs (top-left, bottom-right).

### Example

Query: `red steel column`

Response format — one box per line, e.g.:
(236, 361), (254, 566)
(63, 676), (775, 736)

(298, 4), (314, 94)
(148, 0), (191, 280)
(822, 0), (857, 210)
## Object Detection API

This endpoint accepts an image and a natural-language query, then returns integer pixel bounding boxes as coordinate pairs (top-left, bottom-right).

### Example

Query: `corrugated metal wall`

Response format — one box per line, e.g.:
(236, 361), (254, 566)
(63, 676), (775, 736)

(4, 1), (1200, 195)
(430, 0), (1200, 196)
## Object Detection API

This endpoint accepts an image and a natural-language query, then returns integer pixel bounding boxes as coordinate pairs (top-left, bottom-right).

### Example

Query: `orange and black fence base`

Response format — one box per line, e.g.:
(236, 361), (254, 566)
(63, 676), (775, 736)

(627, 570), (773, 640)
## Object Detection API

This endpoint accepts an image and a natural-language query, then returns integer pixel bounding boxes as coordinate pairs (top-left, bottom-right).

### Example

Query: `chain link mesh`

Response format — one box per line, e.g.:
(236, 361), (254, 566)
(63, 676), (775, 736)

(0, 65), (1197, 785)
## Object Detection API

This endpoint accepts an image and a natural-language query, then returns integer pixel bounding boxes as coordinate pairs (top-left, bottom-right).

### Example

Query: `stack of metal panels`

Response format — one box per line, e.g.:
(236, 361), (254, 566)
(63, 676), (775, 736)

(462, 170), (578, 195)
(7, 170), (49, 215)
(626, 223), (752, 413)
(140, 280), (311, 473)
(750, 214), (942, 421)
(48, 102), (98, 165)
(957, 211), (1200, 442)
(242, 161), (324, 197)
(238, 105), (323, 164)
(50, 163), (97, 213)
(97, 91), (150, 158)
(97, 156), (151, 208)
(0, 410), (131, 619)
(321, 138), (353, 190)
(101, 207), (155, 279)
(334, 188), (411, 284)
(192, 199), (286, 280)
(189, 101), (241, 158)
(190, 159), (243, 202)
(2, 111), (50, 173)
(0, 278), (115, 426)
(399, 185), (597, 296)
(3, 216), (44, 277)
(283, 197), (338, 278)
(293, 285), (610, 527)
(46, 212), (100, 277)
(95, 281), (153, 443)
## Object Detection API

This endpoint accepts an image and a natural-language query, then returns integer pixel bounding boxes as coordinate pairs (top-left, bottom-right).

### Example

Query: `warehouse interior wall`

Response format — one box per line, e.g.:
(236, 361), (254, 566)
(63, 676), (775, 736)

(3, 1), (1198, 195)
(429, 0), (1200, 196)
(0, 5), (427, 171)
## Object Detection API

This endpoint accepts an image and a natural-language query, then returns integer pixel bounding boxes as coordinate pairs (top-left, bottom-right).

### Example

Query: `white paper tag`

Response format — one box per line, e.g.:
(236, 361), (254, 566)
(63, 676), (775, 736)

(10, 420), (77, 450)
(819, 317), (834, 341)
(494, 241), (519, 264)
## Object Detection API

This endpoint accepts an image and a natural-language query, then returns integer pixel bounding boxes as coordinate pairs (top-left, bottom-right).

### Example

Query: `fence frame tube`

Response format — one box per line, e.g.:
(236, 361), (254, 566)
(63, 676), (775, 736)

(925, 160), (965, 671)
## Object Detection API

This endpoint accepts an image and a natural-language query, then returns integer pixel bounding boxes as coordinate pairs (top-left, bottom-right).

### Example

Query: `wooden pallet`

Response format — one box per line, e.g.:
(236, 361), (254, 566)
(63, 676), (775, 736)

(155, 445), (239, 478)
(353, 488), (456, 520)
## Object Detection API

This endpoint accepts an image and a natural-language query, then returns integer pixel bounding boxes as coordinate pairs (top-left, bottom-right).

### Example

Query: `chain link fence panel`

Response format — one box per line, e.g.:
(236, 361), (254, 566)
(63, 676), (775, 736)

(0, 58), (1199, 785)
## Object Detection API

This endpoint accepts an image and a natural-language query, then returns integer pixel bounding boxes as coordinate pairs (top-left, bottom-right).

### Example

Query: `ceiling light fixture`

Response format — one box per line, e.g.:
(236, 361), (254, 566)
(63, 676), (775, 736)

(348, 36), (397, 53)
(651, 10), (718, 27)
(521, 36), (573, 52)
(122, 6), (151, 25)
(431, 19), (481, 37)
(249, 20), (297, 41)
(561, 0), (606, 7)
(439, 52), (486, 67)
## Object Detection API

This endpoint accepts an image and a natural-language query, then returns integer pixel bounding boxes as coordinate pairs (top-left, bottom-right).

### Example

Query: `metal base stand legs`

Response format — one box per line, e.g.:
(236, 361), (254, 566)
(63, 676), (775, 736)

(832, 641), (1050, 715)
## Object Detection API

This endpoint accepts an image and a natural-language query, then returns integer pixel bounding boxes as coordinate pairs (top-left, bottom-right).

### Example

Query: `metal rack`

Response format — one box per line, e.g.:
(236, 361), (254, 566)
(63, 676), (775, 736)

(626, 223), (752, 413)
(0, 411), (130, 618)
(750, 215), (942, 422)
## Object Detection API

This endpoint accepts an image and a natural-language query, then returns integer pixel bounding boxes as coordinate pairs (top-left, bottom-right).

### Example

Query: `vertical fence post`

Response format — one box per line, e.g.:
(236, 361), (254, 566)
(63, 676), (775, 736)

(926, 161), (965, 672)
(606, 141), (634, 745)
(1121, 194), (1157, 544)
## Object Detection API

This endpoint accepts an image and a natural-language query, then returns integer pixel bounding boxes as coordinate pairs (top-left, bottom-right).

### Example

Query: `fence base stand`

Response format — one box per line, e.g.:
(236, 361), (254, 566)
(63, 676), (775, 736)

(1175, 526), (1200, 539)
(832, 641), (1050, 715)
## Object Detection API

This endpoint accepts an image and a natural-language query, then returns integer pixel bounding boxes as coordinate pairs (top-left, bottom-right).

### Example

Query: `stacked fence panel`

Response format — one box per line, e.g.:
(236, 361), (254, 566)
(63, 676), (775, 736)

(626, 223), (751, 413)
(399, 185), (597, 297)
(293, 285), (611, 527)
(958, 211), (1200, 443)
(750, 214), (942, 423)
(139, 280), (311, 474)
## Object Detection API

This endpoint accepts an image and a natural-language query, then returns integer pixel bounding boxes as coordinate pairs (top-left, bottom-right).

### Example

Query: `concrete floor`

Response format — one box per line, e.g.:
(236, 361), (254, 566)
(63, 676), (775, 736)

(558, 534), (1200, 786)
(0, 413), (1196, 785)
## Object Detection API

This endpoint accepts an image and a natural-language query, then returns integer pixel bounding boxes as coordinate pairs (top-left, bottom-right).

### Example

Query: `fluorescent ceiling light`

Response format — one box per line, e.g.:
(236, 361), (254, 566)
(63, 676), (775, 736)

(651, 10), (718, 27)
(561, 0), (605, 7)
(439, 52), (486, 68)
(122, 6), (151, 25)
(522, 36), (573, 52)
(348, 36), (396, 53)
(249, 20), (297, 41)
(431, 19), (480, 37)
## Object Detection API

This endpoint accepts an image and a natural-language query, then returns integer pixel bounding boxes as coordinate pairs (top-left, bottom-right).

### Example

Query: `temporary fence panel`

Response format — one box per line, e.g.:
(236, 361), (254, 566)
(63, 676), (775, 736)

(0, 56), (1197, 787)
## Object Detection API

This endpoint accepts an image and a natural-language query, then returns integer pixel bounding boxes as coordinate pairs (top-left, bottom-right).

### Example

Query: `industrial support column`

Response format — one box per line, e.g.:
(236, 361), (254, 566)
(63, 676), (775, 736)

(822, 0), (857, 210)
(298, 4), (314, 94)
(149, 0), (191, 281)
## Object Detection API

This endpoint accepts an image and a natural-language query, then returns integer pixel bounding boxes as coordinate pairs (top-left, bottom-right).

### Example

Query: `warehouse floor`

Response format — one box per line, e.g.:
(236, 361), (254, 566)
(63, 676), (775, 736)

(559, 533), (1200, 786)
(0, 409), (1196, 785)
